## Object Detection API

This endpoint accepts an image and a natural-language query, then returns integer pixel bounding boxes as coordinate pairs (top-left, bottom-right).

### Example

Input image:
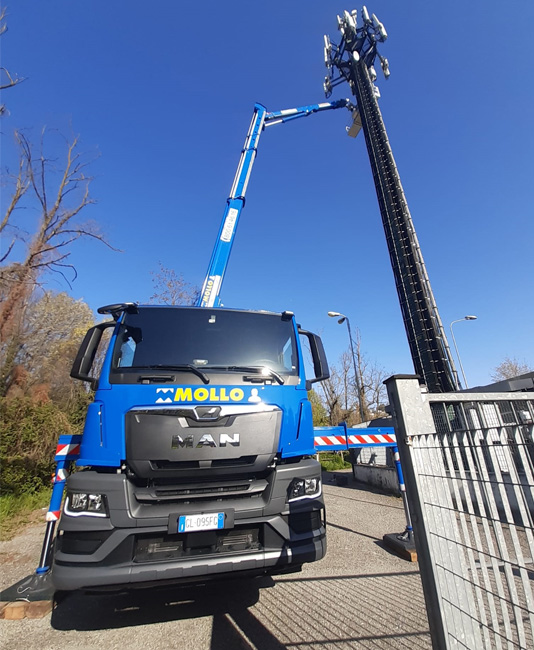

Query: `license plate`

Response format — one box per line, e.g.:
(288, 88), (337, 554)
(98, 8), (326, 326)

(178, 512), (224, 533)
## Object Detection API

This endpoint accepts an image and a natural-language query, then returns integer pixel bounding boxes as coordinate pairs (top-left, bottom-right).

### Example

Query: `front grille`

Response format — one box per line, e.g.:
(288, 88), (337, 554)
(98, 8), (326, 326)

(155, 484), (250, 498)
(134, 527), (261, 563)
(126, 407), (281, 479)
(150, 456), (257, 471)
(212, 456), (256, 468)
(134, 478), (268, 504)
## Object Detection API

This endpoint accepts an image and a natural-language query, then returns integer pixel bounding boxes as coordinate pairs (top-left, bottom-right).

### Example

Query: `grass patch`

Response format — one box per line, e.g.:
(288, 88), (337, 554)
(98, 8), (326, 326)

(319, 452), (352, 472)
(0, 487), (52, 541)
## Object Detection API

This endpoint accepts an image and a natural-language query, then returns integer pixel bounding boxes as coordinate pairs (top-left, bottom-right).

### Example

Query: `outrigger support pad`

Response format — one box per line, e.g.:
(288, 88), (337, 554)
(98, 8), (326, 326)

(383, 527), (417, 562)
(0, 571), (55, 603)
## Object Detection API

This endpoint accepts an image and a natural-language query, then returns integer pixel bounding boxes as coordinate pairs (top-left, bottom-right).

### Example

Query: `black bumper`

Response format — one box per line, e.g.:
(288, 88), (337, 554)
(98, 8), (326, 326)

(52, 460), (326, 591)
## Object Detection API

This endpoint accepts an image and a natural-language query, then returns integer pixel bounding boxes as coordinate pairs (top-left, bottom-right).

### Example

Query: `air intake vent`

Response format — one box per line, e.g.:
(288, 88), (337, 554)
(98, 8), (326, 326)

(134, 478), (268, 503)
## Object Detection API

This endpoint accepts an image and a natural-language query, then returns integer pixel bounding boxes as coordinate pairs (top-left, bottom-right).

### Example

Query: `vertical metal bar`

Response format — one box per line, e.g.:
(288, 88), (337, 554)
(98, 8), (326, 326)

(392, 444), (413, 534)
(464, 404), (516, 646)
(478, 412), (531, 647)
(385, 376), (448, 650)
(36, 522), (56, 574)
(507, 421), (534, 638)
(422, 427), (483, 648)
(448, 412), (504, 649)
(440, 427), (493, 648)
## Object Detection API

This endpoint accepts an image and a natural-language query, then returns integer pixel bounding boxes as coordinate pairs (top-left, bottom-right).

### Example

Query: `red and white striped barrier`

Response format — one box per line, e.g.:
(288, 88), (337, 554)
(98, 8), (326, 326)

(346, 432), (396, 445)
(313, 426), (396, 450)
(314, 434), (347, 448)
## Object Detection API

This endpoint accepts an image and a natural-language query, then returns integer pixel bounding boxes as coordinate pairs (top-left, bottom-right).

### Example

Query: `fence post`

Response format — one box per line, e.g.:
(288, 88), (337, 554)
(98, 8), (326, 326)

(384, 375), (447, 650)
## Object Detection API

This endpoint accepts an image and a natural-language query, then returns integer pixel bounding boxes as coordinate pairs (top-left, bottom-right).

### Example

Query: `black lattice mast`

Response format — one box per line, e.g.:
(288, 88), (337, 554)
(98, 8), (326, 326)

(324, 8), (459, 393)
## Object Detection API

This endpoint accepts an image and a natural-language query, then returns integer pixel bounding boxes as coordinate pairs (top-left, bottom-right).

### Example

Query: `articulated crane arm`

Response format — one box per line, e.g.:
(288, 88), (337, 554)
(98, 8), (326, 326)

(197, 99), (351, 308)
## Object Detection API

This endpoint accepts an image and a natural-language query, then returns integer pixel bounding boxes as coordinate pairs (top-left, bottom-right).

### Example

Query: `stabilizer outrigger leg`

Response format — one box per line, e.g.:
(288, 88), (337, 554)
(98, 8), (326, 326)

(0, 434), (81, 604)
(382, 445), (417, 561)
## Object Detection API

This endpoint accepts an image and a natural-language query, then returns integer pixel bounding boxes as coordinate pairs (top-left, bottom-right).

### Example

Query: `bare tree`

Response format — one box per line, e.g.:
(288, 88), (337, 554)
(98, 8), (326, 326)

(351, 330), (390, 419)
(0, 128), (112, 394)
(318, 340), (390, 426)
(0, 7), (26, 116)
(491, 357), (532, 382)
(149, 262), (199, 305)
(318, 357), (359, 426)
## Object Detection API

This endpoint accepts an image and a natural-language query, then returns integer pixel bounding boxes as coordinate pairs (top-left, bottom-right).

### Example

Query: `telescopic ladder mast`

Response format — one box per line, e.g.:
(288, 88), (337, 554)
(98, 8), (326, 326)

(197, 99), (350, 309)
(323, 6), (460, 393)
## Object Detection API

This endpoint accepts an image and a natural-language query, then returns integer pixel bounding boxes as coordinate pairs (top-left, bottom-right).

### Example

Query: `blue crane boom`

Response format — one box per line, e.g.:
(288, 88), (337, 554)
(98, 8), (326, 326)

(197, 99), (350, 308)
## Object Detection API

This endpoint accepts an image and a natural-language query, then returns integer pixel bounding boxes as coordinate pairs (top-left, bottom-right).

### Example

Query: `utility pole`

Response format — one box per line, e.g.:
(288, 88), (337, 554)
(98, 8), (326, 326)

(323, 8), (458, 393)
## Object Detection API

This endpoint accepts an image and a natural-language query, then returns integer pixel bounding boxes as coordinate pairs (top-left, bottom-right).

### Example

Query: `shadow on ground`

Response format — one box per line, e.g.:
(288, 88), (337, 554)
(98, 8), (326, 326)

(51, 576), (272, 632)
(51, 570), (431, 649)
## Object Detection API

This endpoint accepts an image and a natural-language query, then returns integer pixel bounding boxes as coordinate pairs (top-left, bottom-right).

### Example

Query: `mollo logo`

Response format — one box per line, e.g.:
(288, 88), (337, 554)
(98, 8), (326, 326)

(156, 387), (261, 404)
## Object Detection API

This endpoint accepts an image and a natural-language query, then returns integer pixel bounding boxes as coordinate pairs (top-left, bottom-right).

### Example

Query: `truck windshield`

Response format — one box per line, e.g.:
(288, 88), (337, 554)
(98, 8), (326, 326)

(111, 308), (298, 376)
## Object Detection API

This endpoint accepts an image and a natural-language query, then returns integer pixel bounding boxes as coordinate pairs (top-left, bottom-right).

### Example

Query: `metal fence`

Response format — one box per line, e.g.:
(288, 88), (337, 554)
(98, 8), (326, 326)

(385, 376), (534, 650)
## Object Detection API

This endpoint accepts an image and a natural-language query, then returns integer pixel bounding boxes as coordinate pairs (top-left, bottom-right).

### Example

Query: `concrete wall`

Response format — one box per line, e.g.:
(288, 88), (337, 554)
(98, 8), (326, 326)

(352, 464), (400, 495)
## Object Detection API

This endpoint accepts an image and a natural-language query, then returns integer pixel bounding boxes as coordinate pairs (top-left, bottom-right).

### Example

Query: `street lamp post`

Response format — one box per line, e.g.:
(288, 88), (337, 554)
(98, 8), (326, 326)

(449, 316), (477, 389)
(328, 311), (367, 422)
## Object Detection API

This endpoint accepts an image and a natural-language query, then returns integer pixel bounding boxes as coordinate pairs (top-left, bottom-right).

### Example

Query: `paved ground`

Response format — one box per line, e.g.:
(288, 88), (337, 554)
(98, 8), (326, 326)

(0, 471), (431, 649)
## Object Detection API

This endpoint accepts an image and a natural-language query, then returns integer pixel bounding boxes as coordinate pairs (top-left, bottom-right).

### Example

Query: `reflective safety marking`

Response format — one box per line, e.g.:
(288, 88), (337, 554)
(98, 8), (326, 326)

(346, 433), (396, 445)
(55, 443), (81, 459)
(52, 469), (68, 483)
(314, 435), (346, 447)
(46, 511), (61, 522)
(314, 432), (396, 449)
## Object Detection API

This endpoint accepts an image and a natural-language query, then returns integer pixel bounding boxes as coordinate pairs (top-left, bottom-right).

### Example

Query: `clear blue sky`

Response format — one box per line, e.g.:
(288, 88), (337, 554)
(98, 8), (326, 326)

(2, 0), (533, 388)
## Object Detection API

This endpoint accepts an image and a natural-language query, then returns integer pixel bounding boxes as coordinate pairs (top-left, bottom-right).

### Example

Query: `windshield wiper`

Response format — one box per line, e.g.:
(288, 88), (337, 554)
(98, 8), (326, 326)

(131, 365), (210, 384)
(203, 365), (285, 385)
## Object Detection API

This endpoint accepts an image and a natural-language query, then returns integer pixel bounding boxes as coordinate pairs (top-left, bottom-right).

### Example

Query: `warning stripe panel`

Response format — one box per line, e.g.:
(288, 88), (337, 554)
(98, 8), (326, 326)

(52, 469), (69, 483)
(347, 434), (396, 445)
(314, 436), (346, 447)
(54, 443), (81, 460)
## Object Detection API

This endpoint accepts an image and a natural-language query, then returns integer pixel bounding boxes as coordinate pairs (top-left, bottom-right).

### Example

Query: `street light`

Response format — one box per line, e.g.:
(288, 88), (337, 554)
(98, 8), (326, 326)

(328, 311), (367, 422)
(449, 316), (477, 389)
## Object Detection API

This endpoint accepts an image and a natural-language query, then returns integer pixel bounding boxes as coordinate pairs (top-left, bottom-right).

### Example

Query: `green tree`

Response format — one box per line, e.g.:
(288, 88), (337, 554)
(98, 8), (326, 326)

(0, 397), (77, 494)
(308, 389), (329, 426)
(15, 291), (94, 403)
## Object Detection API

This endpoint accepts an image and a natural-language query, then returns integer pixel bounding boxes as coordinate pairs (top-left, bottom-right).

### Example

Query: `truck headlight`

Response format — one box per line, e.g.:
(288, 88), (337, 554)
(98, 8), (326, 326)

(65, 492), (108, 517)
(288, 477), (321, 502)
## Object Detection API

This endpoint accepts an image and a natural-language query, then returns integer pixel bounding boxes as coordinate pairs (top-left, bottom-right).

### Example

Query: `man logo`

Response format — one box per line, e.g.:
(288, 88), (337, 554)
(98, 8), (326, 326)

(171, 433), (240, 449)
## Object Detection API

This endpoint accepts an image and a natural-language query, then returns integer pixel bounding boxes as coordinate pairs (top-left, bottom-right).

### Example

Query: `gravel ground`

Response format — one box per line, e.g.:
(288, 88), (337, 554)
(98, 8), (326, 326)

(0, 471), (431, 649)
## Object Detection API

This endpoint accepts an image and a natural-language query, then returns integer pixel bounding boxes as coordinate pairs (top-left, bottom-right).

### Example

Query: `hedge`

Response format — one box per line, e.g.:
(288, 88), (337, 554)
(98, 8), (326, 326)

(0, 397), (79, 495)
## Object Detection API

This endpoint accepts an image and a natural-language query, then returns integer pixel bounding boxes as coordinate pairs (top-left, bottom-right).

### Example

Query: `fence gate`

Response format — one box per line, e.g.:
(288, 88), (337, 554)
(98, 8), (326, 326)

(385, 376), (534, 650)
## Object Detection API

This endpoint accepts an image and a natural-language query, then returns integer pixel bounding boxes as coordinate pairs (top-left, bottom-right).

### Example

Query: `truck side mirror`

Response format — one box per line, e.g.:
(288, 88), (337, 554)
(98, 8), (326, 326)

(298, 329), (330, 391)
(70, 321), (116, 386)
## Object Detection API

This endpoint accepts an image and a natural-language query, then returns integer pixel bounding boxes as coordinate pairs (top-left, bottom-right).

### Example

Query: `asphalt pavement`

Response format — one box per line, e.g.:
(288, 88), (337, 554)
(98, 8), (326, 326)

(0, 471), (431, 649)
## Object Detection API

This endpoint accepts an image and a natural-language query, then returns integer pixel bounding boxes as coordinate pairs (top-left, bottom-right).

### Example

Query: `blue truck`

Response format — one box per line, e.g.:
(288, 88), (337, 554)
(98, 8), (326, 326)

(45, 101), (348, 591)
(51, 303), (329, 590)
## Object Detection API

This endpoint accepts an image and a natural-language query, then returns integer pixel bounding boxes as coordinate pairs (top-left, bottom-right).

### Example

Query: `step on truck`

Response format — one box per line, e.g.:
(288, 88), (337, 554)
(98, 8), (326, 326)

(51, 303), (329, 590)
